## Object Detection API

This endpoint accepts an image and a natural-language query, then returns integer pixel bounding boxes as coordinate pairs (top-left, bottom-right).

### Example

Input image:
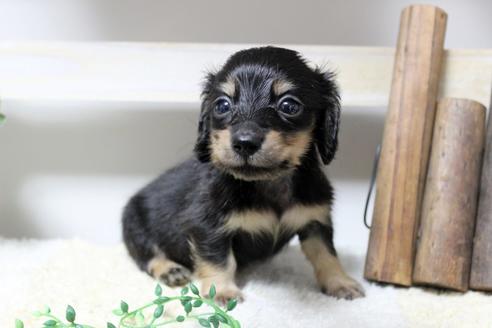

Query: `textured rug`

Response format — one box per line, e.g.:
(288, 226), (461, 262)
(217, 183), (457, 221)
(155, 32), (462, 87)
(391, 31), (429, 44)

(1, 238), (491, 328)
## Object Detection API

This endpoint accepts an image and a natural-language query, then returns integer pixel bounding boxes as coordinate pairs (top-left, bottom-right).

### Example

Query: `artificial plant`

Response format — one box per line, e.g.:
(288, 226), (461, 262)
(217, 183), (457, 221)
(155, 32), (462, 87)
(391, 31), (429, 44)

(15, 283), (241, 328)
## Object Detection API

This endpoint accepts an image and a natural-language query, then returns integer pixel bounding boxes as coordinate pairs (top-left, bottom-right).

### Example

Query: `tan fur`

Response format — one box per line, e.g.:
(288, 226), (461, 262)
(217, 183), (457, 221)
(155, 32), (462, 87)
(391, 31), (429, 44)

(223, 204), (330, 239)
(193, 250), (243, 302)
(272, 79), (295, 95)
(219, 77), (236, 97)
(210, 129), (233, 165)
(224, 210), (278, 234)
(301, 238), (365, 299)
(260, 130), (312, 166)
(282, 131), (313, 165)
(147, 254), (180, 278)
(281, 204), (330, 232)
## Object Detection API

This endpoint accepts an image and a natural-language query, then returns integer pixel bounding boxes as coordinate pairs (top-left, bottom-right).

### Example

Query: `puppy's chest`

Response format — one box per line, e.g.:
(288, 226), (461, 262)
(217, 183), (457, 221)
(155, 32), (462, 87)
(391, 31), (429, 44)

(223, 203), (329, 239)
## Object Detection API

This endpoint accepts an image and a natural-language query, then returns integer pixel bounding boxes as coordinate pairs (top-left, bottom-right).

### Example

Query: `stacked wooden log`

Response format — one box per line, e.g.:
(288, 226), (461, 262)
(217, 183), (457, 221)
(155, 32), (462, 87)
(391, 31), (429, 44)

(364, 4), (492, 292)
(413, 99), (485, 291)
(471, 110), (492, 291)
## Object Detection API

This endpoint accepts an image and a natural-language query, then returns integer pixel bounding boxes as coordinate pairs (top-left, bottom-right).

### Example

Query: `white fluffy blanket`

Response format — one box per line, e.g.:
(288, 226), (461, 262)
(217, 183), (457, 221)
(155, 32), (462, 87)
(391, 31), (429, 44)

(1, 238), (491, 328)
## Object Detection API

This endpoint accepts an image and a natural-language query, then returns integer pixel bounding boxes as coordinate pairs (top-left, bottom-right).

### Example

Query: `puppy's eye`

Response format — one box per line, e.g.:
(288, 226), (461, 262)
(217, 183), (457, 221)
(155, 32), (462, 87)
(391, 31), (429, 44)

(278, 97), (302, 116)
(214, 98), (231, 116)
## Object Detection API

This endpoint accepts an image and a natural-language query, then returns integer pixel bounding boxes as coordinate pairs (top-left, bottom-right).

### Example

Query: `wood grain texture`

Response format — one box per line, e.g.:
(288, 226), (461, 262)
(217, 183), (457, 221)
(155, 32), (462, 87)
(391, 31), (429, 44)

(470, 90), (492, 291)
(364, 5), (447, 286)
(413, 98), (485, 292)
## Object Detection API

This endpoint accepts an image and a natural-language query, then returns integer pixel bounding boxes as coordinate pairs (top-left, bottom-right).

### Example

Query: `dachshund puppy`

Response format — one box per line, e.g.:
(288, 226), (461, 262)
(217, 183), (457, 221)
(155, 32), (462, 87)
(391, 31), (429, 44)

(123, 46), (365, 301)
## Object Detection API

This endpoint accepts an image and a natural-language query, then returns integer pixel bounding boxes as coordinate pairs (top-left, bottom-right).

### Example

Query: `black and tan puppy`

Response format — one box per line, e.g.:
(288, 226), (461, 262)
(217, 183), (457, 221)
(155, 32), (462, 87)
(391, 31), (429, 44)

(123, 46), (365, 301)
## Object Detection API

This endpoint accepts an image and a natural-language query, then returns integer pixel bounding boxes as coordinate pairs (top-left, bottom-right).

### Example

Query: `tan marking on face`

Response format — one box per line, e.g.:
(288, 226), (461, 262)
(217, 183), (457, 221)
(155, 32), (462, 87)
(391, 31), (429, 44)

(258, 131), (284, 158)
(301, 237), (365, 299)
(283, 130), (313, 165)
(219, 77), (236, 97)
(210, 129), (233, 165)
(272, 79), (295, 96)
(260, 130), (312, 166)
(280, 204), (330, 232)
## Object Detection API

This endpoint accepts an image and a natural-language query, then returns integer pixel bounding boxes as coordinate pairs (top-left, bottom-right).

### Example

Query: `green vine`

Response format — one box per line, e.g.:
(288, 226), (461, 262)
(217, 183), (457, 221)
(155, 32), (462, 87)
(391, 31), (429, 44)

(15, 283), (241, 328)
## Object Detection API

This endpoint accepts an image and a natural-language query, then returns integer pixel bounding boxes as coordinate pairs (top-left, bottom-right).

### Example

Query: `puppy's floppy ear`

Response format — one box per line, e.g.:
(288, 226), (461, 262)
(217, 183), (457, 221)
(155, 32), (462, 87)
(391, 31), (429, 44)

(313, 69), (341, 165)
(194, 72), (216, 162)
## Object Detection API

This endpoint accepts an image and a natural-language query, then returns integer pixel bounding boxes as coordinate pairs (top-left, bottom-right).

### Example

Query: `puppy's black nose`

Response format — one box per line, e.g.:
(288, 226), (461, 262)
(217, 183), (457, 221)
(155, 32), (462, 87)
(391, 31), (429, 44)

(232, 132), (263, 157)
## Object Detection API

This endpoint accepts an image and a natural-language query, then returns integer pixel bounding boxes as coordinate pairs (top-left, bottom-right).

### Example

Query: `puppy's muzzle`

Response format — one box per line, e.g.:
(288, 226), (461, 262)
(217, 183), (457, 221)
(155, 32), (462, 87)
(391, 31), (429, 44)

(231, 127), (264, 158)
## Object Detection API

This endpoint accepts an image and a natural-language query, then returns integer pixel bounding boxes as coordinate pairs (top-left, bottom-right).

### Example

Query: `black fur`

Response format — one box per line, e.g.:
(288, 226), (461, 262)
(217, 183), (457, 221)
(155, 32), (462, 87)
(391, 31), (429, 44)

(123, 46), (341, 276)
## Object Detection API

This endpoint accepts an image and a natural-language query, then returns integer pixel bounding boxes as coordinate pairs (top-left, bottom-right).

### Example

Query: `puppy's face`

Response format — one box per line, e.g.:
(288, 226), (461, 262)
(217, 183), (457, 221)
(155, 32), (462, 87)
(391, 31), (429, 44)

(195, 47), (340, 181)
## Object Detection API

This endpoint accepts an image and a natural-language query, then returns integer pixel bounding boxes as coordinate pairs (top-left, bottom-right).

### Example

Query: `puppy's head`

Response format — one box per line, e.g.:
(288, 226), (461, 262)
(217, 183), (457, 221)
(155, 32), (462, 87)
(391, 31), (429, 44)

(194, 47), (340, 181)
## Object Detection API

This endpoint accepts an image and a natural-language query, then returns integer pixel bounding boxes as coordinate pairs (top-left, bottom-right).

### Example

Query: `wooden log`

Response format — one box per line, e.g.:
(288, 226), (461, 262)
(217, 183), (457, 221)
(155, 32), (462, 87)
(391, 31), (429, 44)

(364, 5), (447, 286)
(413, 98), (485, 291)
(470, 91), (492, 291)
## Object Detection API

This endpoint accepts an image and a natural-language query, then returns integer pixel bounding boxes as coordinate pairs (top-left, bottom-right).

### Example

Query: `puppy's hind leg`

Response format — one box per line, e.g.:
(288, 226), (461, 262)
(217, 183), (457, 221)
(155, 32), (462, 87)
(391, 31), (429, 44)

(122, 195), (191, 287)
(147, 251), (192, 287)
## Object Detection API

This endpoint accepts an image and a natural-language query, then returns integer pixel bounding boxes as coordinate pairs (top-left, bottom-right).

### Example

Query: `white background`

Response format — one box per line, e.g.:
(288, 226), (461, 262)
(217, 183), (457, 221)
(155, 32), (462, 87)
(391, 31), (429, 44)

(0, 0), (490, 246)
(1, 0), (492, 48)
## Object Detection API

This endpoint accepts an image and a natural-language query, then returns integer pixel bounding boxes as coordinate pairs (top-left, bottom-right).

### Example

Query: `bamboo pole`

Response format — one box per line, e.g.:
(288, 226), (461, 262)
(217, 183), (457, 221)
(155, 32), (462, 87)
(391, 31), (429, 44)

(364, 5), (447, 286)
(413, 98), (485, 291)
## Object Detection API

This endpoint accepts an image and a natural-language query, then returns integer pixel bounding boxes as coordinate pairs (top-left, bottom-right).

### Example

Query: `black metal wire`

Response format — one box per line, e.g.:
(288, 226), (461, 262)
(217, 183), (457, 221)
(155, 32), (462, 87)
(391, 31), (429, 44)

(363, 144), (381, 229)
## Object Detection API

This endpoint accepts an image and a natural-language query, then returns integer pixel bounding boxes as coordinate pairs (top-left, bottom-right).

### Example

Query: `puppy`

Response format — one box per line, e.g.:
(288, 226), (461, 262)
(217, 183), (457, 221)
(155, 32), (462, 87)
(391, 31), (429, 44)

(122, 46), (364, 301)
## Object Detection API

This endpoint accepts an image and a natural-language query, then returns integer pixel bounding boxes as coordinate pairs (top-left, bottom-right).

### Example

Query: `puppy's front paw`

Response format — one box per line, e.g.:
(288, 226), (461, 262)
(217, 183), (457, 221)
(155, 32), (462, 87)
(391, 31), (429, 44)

(160, 266), (192, 287)
(216, 285), (244, 305)
(321, 275), (365, 300)
(202, 283), (244, 305)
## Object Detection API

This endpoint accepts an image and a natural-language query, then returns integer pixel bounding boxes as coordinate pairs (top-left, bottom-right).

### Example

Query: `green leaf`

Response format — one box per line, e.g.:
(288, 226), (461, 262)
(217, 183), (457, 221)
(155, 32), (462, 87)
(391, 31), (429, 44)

(155, 284), (162, 296)
(112, 309), (124, 316)
(193, 299), (203, 307)
(176, 315), (185, 322)
(208, 284), (216, 299)
(0, 113), (5, 124)
(180, 286), (189, 295)
(154, 296), (170, 304)
(184, 301), (192, 314)
(231, 319), (241, 328)
(42, 305), (51, 314)
(66, 305), (76, 322)
(198, 318), (211, 327)
(153, 304), (164, 318)
(215, 312), (228, 323)
(43, 320), (57, 327)
(189, 283), (200, 296)
(179, 297), (191, 306)
(209, 315), (219, 328)
(15, 319), (24, 328)
(120, 300), (129, 313)
(226, 299), (237, 311)
(107, 323), (116, 328)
